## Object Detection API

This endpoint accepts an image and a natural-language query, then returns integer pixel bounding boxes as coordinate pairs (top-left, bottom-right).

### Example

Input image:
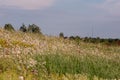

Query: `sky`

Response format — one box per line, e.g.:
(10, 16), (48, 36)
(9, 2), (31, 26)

(0, 0), (120, 38)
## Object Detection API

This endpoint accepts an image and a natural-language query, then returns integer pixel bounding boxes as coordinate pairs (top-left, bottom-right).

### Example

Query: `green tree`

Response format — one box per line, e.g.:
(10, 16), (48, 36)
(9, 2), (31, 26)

(28, 24), (42, 34)
(19, 24), (27, 32)
(4, 24), (15, 31)
(59, 32), (64, 38)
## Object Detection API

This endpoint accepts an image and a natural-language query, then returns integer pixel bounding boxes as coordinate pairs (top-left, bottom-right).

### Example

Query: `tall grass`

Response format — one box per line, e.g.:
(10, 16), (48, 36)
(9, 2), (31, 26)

(35, 53), (120, 79)
(0, 28), (120, 80)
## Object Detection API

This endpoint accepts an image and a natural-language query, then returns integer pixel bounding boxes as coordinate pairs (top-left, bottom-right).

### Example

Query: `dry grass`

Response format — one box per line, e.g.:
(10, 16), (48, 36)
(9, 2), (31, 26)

(0, 28), (120, 80)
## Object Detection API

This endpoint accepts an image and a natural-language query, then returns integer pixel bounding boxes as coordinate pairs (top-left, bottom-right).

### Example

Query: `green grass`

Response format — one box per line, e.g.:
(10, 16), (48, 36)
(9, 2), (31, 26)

(35, 53), (120, 79)
(1, 53), (119, 80)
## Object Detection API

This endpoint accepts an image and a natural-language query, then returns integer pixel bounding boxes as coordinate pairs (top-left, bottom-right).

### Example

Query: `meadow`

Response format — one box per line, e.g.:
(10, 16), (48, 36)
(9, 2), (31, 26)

(0, 28), (120, 80)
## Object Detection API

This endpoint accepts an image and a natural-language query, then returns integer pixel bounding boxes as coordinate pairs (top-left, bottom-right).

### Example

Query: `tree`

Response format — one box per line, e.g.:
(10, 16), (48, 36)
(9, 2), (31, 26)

(4, 24), (15, 31)
(28, 24), (42, 34)
(69, 36), (75, 40)
(59, 32), (64, 38)
(75, 36), (80, 40)
(19, 24), (27, 32)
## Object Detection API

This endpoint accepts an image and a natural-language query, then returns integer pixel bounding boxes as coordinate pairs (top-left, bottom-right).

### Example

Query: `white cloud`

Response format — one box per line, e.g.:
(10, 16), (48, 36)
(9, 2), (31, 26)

(0, 0), (55, 10)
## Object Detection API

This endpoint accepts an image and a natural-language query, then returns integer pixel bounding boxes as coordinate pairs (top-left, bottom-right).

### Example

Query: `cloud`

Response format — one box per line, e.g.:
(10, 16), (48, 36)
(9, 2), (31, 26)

(98, 0), (120, 15)
(0, 0), (55, 10)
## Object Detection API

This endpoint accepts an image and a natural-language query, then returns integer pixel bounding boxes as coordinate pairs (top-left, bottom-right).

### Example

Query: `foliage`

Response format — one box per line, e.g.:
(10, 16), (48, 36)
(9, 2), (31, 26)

(28, 24), (42, 34)
(3, 23), (42, 34)
(68, 35), (120, 46)
(4, 24), (15, 31)
(19, 24), (27, 32)
(59, 32), (64, 38)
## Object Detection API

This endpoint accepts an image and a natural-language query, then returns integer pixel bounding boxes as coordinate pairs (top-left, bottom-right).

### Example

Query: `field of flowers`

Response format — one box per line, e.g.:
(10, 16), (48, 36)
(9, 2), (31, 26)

(0, 28), (120, 80)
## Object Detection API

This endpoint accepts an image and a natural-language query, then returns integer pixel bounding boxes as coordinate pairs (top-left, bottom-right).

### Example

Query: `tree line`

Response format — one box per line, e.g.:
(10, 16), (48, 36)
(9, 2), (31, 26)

(3, 23), (42, 34)
(2, 23), (120, 46)
(59, 32), (120, 46)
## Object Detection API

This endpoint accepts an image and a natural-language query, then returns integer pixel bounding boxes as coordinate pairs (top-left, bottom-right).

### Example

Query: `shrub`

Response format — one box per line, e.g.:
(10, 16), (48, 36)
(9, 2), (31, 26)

(69, 36), (75, 40)
(59, 32), (64, 38)
(28, 24), (42, 34)
(19, 24), (27, 32)
(4, 24), (15, 31)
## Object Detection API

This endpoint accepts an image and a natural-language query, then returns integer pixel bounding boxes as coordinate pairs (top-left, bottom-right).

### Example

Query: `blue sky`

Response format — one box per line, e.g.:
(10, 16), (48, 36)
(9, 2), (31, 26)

(0, 0), (120, 38)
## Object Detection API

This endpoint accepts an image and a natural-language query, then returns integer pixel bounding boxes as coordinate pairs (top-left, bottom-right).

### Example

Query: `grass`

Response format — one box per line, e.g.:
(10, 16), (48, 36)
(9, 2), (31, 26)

(0, 28), (119, 80)
(0, 58), (17, 73)
(35, 53), (120, 79)
(11, 40), (34, 48)
(0, 70), (18, 80)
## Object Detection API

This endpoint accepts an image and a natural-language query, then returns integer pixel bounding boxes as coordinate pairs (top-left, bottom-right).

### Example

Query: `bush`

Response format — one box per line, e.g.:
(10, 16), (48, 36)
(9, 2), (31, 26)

(69, 36), (75, 40)
(28, 24), (42, 34)
(59, 32), (64, 38)
(4, 24), (15, 31)
(19, 24), (27, 32)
